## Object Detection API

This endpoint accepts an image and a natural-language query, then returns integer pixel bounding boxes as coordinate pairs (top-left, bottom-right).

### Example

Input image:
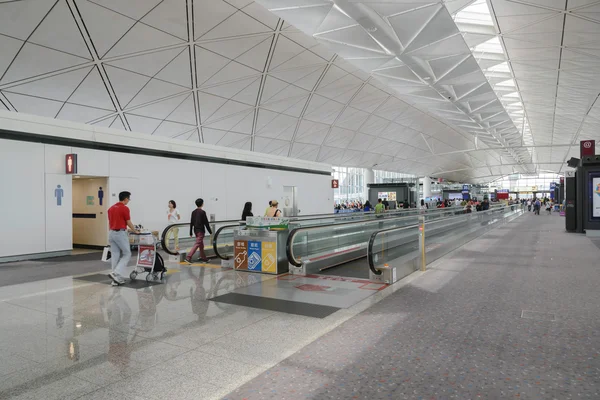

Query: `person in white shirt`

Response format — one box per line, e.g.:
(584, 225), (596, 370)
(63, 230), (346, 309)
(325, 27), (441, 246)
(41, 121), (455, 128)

(167, 200), (181, 251)
(527, 199), (532, 212)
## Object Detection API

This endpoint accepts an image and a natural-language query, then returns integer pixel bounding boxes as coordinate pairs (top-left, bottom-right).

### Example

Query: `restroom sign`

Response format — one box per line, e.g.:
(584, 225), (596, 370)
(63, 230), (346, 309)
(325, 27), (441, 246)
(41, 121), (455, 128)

(65, 154), (78, 174)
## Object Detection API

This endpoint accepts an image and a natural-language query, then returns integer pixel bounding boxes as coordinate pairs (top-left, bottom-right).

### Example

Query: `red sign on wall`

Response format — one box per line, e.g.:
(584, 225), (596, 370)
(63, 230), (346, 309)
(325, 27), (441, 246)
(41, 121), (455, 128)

(65, 154), (78, 174)
(331, 179), (339, 189)
(581, 140), (595, 157)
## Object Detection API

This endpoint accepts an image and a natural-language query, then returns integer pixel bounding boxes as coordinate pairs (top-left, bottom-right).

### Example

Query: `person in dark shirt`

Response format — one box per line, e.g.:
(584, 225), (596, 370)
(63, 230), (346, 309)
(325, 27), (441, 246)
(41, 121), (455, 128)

(185, 198), (212, 264)
(241, 202), (253, 221)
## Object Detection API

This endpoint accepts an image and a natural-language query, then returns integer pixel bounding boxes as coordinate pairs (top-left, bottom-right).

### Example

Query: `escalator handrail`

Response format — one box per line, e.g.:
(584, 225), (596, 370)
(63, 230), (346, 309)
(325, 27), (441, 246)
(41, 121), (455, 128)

(285, 207), (465, 268)
(366, 205), (515, 275)
(212, 223), (242, 260)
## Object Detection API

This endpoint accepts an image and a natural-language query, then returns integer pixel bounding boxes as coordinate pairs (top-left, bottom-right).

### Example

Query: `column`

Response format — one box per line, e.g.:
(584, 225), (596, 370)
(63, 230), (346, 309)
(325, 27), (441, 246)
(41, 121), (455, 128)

(421, 177), (431, 200)
(364, 168), (374, 201)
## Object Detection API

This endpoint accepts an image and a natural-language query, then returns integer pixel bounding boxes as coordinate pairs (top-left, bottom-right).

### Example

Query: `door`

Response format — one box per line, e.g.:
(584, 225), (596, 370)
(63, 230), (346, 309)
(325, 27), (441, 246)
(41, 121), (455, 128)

(72, 177), (108, 248)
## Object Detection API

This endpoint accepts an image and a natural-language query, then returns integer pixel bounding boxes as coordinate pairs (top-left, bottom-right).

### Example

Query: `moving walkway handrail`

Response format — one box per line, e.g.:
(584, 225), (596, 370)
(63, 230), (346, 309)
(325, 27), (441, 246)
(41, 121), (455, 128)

(211, 223), (241, 260)
(366, 205), (514, 276)
(205, 207), (457, 261)
(160, 218), (244, 255)
(162, 208), (416, 255)
(285, 207), (468, 268)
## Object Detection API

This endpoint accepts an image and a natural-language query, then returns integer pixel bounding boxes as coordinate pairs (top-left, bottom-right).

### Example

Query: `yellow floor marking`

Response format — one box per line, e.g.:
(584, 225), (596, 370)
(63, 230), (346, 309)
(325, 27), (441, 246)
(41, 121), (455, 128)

(178, 262), (221, 269)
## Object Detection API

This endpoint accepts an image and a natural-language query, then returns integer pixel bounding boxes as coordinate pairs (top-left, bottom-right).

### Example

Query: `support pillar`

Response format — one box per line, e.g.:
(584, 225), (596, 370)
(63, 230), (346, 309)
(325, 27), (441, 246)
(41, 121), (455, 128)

(421, 177), (432, 200)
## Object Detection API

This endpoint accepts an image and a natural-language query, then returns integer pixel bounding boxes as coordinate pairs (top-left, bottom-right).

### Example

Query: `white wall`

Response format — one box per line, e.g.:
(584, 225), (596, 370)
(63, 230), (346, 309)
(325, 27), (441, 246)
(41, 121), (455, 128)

(0, 138), (332, 258)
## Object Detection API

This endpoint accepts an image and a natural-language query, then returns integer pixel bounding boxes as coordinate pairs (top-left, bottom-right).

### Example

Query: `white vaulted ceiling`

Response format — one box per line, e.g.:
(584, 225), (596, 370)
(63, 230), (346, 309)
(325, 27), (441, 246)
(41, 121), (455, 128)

(0, 0), (591, 182)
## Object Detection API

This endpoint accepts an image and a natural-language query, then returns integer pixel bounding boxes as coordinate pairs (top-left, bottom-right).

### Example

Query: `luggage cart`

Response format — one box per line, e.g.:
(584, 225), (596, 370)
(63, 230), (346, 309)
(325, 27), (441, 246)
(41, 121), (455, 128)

(129, 232), (167, 282)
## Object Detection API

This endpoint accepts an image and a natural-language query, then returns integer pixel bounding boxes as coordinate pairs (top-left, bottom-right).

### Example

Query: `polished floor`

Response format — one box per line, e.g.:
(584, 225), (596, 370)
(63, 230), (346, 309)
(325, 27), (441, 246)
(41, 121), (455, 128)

(0, 251), (393, 399)
(229, 213), (600, 399)
(2, 212), (597, 399)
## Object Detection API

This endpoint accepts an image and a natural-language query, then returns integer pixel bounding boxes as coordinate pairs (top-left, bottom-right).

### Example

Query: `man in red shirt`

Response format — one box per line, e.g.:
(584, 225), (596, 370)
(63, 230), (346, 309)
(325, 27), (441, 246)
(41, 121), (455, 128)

(107, 191), (139, 285)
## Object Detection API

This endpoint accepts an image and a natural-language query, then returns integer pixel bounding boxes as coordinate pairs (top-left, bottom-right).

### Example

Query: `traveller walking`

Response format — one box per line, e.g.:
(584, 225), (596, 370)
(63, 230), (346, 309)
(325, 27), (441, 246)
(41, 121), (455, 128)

(534, 198), (541, 215)
(264, 201), (272, 216)
(166, 200), (180, 251)
(527, 199), (532, 212)
(185, 198), (212, 264)
(107, 191), (139, 285)
(241, 202), (253, 221)
(363, 201), (372, 212)
(266, 200), (282, 217)
(375, 198), (385, 214)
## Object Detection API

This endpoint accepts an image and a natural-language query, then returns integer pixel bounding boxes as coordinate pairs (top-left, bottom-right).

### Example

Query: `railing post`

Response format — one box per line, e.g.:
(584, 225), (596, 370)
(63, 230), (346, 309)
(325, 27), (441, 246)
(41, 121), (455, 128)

(419, 215), (426, 271)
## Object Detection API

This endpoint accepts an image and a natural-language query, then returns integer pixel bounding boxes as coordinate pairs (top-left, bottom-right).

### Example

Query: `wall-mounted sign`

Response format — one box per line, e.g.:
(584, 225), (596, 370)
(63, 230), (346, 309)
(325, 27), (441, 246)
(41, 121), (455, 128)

(86, 196), (94, 206)
(331, 179), (339, 189)
(377, 192), (388, 199)
(65, 154), (78, 174)
(581, 140), (595, 157)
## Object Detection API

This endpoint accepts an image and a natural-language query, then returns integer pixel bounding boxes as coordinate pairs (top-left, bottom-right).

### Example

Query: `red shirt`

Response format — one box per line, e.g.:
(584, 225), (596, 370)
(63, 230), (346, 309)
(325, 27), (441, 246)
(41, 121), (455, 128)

(108, 202), (131, 230)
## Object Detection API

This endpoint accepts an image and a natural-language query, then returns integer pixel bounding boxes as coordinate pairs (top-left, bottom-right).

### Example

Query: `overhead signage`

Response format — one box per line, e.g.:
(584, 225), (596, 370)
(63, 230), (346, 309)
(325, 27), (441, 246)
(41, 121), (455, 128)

(550, 182), (556, 190)
(65, 154), (78, 174)
(331, 179), (339, 189)
(581, 140), (595, 157)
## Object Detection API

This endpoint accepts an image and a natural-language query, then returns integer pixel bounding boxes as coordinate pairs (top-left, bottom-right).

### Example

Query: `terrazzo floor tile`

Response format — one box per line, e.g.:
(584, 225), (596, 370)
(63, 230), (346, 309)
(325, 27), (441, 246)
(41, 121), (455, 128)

(106, 368), (221, 400)
(226, 215), (600, 399)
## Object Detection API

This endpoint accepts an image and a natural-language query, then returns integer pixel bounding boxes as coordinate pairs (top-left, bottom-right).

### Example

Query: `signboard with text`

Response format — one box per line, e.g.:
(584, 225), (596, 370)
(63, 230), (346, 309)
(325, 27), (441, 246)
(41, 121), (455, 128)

(261, 242), (277, 273)
(247, 241), (262, 272)
(331, 179), (339, 189)
(234, 240), (248, 270)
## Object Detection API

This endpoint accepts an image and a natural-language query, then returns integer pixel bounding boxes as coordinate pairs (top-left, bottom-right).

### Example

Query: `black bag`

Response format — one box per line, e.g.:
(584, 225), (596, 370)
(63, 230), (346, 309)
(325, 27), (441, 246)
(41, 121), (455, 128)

(153, 252), (166, 272)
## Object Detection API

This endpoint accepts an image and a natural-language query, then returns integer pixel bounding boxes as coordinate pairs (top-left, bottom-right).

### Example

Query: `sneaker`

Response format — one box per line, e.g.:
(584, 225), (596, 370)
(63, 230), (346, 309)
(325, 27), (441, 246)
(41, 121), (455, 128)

(111, 281), (120, 286)
(184, 259), (192, 265)
(108, 272), (119, 283)
(199, 258), (210, 263)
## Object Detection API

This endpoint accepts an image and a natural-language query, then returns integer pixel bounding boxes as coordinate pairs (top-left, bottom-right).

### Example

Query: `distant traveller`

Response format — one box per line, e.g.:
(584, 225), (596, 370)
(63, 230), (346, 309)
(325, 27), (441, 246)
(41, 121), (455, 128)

(363, 201), (372, 212)
(166, 200), (181, 251)
(264, 200), (272, 216)
(185, 198), (212, 264)
(375, 198), (385, 214)
(382, 198), (390, 210)
(107, 191), (139, 285)
(241, 202), (253, 221)
(266, 200), (282, 217)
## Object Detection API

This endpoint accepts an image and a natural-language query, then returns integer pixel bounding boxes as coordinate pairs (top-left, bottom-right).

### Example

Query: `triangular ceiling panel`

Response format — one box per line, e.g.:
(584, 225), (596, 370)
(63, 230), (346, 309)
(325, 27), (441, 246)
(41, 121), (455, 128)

(74, 0), (136, 58)
(106, 22), (185, 58)
(4, 67), (92, 102)
(104, 65), (151, 108)
(141, 0), (188, 40)
(56, 103), (114, 124)
(29, 0), (91, 60)
(1, 43), (89, 84)
(105, 48), (183, 78)
(2, 92), (63, 118)
(68, 67), (114, 110)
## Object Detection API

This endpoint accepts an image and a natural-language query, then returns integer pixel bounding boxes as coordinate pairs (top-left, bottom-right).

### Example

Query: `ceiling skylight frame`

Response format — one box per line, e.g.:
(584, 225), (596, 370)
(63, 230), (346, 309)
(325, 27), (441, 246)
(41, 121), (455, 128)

(454, 0), (536, 170)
